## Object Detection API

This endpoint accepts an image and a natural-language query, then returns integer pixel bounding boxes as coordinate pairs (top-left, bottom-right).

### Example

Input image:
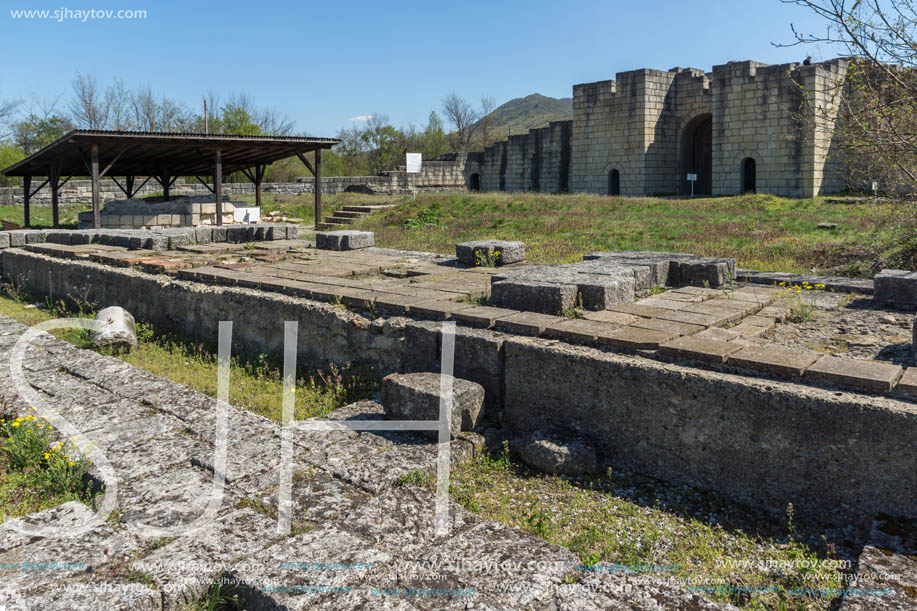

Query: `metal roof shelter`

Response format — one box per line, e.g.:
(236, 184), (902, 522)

(0, 130), (340, 229)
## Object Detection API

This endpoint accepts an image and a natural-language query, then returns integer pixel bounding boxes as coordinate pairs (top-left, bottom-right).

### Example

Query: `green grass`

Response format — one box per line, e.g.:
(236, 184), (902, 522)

(352, 192), (917, 276)
(0, 290), (379, 423)
(0, 203), (87, 229)
(442, 447), (847, 610)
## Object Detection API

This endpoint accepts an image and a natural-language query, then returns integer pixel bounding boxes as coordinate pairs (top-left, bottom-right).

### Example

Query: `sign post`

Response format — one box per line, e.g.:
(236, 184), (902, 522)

(872, 181), (878, 203)
(406, 153), (422, 200)
(687, 173), (697, 198)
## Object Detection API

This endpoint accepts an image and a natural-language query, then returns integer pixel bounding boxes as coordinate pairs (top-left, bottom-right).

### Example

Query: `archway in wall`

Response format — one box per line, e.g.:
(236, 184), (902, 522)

(682, 114), (712, 195)
(742, 158), (756, 193)
(608, 169), (620, 196)
(469, 173), (481, 192)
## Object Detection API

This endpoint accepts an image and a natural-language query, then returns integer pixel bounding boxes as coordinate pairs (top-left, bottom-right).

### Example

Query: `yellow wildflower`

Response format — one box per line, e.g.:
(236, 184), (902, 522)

(68, 461), (76, 466)
(11, 422), (19, 427)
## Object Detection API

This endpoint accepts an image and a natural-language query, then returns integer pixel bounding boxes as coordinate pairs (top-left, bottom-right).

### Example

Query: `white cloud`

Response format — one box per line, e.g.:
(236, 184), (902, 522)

(347, 114), (374, 121)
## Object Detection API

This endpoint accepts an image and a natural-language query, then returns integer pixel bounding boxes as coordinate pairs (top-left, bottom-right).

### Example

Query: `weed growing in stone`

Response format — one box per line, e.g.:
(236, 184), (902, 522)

(191, 574), (245, 611)
(779, 281), (824, 323)
(474, 248), (501, 267)
(397, 469), (433, 487)
(0, 397), (95, 520)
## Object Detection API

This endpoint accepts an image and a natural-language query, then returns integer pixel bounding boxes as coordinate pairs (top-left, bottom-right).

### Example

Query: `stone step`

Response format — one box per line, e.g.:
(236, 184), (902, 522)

(334, 210), (366, 218)
(341, 204), (397, 213)
(325, 216), (354, 225)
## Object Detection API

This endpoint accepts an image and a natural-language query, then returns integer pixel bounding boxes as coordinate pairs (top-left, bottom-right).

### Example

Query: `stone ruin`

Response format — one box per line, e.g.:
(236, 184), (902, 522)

(77, 195), (247, 230)
(488, 249), (736, 315)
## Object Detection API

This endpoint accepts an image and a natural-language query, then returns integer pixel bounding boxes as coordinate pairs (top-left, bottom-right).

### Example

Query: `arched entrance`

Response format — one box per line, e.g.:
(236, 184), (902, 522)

(682, 114), (712, 195)
(741, 158), (756, 193)
(608, 169), (620, 196)
(469, 173), (481, 192)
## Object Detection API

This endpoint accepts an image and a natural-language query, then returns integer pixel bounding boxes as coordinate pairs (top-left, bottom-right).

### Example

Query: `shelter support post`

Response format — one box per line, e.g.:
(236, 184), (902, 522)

(91, 144), (101, 229)
(49, 164), (60, 229)
(214, 149), (223, 226)
(22, 176), (31, 228)
(255, 164), (264, 208)
(314, 149), (322, 228)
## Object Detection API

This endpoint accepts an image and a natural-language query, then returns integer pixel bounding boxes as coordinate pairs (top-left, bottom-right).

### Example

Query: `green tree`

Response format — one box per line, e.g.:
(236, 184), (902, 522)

(420, 111), (449, 159)
(12, 115), (74, 154)
(0, 144), (25, 185)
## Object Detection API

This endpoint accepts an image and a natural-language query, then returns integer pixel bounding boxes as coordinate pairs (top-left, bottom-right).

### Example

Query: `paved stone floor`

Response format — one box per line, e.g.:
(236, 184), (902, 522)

(0, 314), (737, 610)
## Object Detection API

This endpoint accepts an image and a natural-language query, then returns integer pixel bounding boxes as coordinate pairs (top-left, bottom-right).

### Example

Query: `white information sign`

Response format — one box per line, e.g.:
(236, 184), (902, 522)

(687, 173), (697, 181)
(872, 181), (878, 192)
(406, 153), (422, 174)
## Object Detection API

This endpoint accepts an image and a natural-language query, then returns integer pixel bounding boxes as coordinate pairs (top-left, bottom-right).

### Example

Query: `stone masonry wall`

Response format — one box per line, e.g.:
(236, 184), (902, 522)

(469, 58), (851, 198)
(1, 248), (915, 525)
(466, 121), (572, 194)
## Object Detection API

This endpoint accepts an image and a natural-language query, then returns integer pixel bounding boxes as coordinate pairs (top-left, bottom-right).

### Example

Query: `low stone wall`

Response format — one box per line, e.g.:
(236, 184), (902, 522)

(1, 248), (914, 526)
(502, 337), (916, 524)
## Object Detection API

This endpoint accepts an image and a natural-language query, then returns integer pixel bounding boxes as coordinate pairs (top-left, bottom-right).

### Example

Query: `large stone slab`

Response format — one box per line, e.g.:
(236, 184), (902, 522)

(659, 335), (743, 364)
(381, 372), (484, 436)
(316, 230), (374, 251)
(728, 344), (820, 378)
(874, 269), (917, 309)
(455, 239), (525, 266)
(805, 356), (904, 394)
(493, 311), (566, 336)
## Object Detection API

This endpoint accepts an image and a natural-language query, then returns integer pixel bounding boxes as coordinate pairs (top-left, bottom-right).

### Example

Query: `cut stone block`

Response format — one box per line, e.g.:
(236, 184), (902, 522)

(581, 309), (639, 326)
(490, 279), (577, 315)
(0, 233), (11, 249)
(610, 302), (672, 319)
(874, 269), (917, 309)
(633, 296), (684, 311)
(575, 273), (636, 309)
(678, 257), (737, 287)
(542, 318), (623, 344)
(382, 372), (484, 436)
(659, 335), (743, 364)
(656, 308), (725, 328)
(629, 317), (704, 337)
(451, 305), (518, 328)
(599, 326), (676, 350)
(7, 231), (27, 247)
(805, 356), (904, 393)
(683, 302), (744, 323)
(729, 344), (820, 377)
(494, 311), (566, 336)
(408, 299), (474, 320)
(898, 368), (917, 398)
(316, 230), (374, 250)
(729, 321), (770, 337)
(455, 239), (525, 266)
(694, 327), (742, 342)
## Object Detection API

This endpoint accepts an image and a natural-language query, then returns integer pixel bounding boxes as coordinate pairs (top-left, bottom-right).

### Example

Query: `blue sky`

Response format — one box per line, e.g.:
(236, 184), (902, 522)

(0, 0), (844, 136)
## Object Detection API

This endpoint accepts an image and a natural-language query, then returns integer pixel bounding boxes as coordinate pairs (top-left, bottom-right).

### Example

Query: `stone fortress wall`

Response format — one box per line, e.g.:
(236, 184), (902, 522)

(464, 58), (850, 198)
